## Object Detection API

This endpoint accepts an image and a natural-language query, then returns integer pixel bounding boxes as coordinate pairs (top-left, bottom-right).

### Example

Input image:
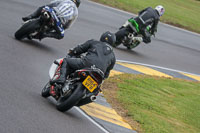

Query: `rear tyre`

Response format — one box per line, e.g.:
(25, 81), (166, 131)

(15, 20), (40, 40)
(56, 83), (85, 112)
(126, 41), (140, 49)
(41, 82), (51, 98)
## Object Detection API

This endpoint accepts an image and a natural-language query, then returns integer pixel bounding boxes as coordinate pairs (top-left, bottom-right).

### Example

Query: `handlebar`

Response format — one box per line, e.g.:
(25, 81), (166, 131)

(54, 60), (60, 65)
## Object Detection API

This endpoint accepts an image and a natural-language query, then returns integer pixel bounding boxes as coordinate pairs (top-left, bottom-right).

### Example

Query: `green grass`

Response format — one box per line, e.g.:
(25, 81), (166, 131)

(103, 74), (200, 133)
(92, 0), (200, 33)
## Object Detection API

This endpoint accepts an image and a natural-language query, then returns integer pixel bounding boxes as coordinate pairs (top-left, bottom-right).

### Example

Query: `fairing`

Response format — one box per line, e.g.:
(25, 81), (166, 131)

(49, 58), (64, 79)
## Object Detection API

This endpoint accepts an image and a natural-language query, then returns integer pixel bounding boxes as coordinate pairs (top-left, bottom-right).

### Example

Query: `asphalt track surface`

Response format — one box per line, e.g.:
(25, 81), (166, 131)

(0, 0), (200, 133)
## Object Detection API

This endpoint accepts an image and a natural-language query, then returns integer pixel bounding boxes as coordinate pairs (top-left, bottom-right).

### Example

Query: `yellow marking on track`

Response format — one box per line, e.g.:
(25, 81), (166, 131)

(180, 73), (200, 81)
(117, 62), (173, 78)
(81, 102), (132, 130)
(109, 70), (123, 77)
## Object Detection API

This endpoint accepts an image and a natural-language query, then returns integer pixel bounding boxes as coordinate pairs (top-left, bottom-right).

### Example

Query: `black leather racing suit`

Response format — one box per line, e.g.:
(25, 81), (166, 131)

(134, 7), (160, 43)
(116, 7), (160, 44)
(50, 39), (116, 104)
(59, 39), (116, 82)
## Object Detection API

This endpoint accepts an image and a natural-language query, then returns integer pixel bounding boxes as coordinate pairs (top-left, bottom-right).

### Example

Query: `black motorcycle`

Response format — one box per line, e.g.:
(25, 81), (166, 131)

(15, 6), (64, 40)
(41, 58), (104, 112)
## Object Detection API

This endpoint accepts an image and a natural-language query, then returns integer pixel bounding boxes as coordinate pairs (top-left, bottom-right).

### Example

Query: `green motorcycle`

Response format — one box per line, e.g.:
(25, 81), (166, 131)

(114, 18), (151, 49)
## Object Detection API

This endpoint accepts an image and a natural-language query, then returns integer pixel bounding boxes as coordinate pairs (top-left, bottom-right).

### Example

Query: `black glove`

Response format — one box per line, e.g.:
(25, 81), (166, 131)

(67, 48), (75, 56)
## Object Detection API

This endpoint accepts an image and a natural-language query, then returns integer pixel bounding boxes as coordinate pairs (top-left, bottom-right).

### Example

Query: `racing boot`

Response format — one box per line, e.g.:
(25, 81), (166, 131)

(50, 59), (68, 85)
(22, 6), (43, 22)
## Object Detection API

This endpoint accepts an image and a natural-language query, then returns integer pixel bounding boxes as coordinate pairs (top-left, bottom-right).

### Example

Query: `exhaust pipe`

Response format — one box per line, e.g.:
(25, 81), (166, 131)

(90, 95), (97, 102)
(44, 12), (50, 19)
(76, 94), (97, 106)
(128, 33), (134, 39)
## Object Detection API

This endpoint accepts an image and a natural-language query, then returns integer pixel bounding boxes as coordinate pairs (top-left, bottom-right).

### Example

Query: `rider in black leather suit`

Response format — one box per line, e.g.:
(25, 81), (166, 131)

(50, 31), (116, 85)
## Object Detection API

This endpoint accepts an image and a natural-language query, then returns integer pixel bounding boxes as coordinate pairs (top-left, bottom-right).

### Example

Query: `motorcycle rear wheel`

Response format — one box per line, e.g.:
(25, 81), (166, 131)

(56, 82), (85, 112)
(126, 42), (140, 49)
(15, 19), (40, 40)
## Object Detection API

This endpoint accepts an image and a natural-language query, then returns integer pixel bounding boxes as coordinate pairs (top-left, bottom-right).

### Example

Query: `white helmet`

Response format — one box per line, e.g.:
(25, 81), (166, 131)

(155, 5), (165, 16)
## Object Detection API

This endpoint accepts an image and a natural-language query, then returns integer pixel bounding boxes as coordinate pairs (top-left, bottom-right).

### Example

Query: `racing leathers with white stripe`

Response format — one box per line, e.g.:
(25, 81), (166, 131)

(23, 0), (78, 39)
(50, 0), (78, 29)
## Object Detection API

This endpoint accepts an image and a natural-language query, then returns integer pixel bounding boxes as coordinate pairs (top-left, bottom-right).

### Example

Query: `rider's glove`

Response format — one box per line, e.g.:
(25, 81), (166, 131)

(67, 48), (75, 56)
(122, 20), (129, 28)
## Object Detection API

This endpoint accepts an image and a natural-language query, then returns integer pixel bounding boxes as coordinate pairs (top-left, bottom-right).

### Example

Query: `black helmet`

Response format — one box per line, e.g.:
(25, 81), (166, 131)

(72, 0), (81, 8)
(100, 31), (116, 46)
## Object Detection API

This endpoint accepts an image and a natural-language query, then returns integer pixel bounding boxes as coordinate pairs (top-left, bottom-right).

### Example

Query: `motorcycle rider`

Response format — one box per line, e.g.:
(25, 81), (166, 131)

(115, 5), (165, 45)
(22, 0), (81, 40)
(50, 31), (116, 86)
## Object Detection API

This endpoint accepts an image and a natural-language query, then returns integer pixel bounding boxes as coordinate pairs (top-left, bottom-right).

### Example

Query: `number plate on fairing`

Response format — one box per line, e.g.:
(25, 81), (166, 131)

(82, 76), (98, 92)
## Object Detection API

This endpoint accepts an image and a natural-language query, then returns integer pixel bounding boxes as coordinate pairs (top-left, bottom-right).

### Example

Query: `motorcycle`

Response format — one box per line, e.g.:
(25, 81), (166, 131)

(41, 58), (104, 112)
(15, 6), (64, 40)
(114, 19), (149, 49)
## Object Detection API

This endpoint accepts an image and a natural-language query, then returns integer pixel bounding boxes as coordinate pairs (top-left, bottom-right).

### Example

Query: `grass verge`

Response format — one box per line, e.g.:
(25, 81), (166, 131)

(91, 0), (200, 34)
(102, 74), (200, 133)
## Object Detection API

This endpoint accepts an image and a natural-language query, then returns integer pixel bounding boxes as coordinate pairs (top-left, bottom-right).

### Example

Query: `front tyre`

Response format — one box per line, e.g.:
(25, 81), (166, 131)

(41, 82), (51, 98)
(15, 19), (41, 40)
(56, 83), (85, 112)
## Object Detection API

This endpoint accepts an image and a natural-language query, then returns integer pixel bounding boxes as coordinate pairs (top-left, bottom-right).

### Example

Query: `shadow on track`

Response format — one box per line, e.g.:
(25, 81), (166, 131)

(42, 96), (82, 118)
(115, 47), (148, 58)
(13, 37), (58, 54)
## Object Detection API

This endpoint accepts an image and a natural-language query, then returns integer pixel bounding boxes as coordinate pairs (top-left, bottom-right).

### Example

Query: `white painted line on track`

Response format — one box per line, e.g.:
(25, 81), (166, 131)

(88, 0), (200, 37)
(75, 107), (110, 133)
(117, 59), (200, 77)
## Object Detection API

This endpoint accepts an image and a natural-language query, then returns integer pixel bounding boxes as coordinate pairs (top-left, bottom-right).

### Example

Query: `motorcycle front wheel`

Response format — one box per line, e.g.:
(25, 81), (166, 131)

(41, 82), (51, 98)
(15, 19), (40, 40)
(56, 82), (85, 112)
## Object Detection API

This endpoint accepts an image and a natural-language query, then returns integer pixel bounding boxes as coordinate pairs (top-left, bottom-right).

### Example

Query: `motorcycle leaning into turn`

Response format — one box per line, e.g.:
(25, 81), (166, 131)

(15, 6), (64, 40)
(113, 19), (153, 49)
(41, 56), (104, 112)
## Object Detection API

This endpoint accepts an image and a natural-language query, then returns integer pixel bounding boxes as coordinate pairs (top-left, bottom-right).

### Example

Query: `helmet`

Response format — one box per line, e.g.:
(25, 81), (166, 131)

(72, 0), (81, 8)
(100, 31), (116, 46)
(155, 5), (165, 16)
